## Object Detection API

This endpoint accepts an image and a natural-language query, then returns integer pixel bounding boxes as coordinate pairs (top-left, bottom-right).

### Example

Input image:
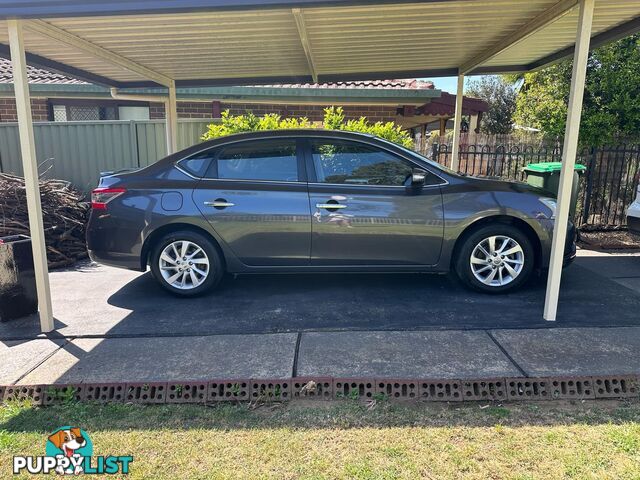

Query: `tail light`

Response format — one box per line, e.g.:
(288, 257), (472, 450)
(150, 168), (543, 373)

(91, 187), (125, 210)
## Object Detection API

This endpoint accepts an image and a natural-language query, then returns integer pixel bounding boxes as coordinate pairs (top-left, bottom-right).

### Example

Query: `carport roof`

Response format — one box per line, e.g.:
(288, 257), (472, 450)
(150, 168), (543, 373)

(0, 0), (638, 88)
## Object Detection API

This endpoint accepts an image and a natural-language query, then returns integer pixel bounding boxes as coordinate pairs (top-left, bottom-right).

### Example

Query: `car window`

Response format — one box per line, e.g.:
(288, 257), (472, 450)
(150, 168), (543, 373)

(215, 139), (298, 182)
(178, 150), (215, 177)
(311, 139), (413, 186)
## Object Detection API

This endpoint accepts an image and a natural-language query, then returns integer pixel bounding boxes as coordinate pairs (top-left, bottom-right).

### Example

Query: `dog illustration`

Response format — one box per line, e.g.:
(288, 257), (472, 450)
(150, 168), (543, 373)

(48, 428), (86, 475)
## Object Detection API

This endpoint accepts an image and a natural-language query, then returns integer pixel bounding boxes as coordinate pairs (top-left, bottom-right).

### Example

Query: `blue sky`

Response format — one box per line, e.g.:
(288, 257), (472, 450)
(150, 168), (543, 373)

(420, 75), (485, 94)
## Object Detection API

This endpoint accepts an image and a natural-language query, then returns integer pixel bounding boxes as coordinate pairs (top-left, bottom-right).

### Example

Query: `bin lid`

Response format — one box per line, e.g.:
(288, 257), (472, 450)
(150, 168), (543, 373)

(524, 162), (587, 173)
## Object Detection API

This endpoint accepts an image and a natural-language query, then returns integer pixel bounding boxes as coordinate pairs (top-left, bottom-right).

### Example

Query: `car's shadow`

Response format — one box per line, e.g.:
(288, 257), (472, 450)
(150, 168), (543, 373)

(102, 260), (640, 337)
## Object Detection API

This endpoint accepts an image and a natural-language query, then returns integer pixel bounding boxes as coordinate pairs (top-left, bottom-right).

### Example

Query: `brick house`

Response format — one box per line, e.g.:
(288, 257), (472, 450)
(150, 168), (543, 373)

(0, 58), (487, 137)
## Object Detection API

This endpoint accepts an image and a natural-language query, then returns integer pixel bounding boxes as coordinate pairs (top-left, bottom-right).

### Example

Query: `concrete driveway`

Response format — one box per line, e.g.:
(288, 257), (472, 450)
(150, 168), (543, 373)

(1, 249), (639, 390)
(1, 249), (640, 340)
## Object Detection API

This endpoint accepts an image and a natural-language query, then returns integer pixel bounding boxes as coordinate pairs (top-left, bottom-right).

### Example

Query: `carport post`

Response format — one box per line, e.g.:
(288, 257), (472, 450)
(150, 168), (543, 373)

(450, 73), (464, 171)
(7, 19), (54, 332)
(165, 80), (178, 155)
(543, 0), (594, 321)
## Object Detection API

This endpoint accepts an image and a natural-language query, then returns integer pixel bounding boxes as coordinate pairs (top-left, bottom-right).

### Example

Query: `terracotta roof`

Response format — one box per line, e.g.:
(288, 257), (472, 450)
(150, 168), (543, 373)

(0, 58), (88, 84)
(252, 79), (436, 90)
(0, 60), (436, 90)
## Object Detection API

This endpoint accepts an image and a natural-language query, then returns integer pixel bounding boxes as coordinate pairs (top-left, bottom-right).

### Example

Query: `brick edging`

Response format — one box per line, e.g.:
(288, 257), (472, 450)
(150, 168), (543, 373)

(1, 375), (638, 405)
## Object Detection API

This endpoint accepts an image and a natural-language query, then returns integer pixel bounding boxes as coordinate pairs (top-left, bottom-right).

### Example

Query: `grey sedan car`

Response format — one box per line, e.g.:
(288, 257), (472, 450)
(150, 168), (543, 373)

(87, 129), (575, 296)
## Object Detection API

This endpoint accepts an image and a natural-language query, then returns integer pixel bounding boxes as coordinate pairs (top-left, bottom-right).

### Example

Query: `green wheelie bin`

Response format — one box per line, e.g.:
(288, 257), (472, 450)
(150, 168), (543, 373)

(523, 162), (586, 219)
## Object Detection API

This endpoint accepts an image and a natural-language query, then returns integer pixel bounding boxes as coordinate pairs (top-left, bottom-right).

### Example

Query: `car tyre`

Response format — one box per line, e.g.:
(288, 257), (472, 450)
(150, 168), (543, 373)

(150, 230), (224, 297)
(455, 224), (534, 294)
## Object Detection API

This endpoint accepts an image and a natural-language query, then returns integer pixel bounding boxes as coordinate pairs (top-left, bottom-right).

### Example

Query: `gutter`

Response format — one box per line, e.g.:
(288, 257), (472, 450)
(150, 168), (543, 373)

(109, 87), (167, 103)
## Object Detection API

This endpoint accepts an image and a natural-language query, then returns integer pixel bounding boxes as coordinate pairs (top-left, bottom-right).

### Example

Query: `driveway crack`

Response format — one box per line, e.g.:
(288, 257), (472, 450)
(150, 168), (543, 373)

(485, 330), (528, 377)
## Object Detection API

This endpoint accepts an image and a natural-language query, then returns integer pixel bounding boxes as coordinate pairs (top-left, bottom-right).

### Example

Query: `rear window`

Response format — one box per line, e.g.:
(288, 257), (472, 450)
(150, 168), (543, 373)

(214, 139), (298, 182)
(178, 150), (215, 177)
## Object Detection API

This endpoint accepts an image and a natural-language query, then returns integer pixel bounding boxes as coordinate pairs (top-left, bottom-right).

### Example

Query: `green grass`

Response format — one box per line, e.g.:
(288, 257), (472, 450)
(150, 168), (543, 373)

(2, 399), (640, 479)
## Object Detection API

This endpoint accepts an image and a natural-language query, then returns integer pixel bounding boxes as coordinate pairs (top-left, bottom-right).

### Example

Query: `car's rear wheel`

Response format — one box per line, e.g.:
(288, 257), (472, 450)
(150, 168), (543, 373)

(454, 224), (534, 293)
(150, 230), (223, 296)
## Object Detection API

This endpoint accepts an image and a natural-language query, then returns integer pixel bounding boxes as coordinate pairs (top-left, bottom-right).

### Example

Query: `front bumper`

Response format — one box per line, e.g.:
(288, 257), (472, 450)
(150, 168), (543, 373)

(536, 218), (576, 269)
(563, 226), (577, 266)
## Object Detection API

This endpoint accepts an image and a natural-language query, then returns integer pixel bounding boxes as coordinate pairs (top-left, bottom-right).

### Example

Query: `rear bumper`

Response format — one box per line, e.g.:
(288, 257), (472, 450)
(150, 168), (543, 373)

(87, 249), (144, 271)
(86, 210), (145, 271)
(628, 216), (640, 235)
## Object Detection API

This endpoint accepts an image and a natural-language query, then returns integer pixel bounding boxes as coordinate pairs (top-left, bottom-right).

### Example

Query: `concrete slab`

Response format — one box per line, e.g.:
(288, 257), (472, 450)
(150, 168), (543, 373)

(491, 327), (640, 377)
(296, 331), (522, 379)
(0, 339), (64, 384)
(576, 251), (640, 279)
(609, 277), (640, 295)
(18, 334), (297, 385)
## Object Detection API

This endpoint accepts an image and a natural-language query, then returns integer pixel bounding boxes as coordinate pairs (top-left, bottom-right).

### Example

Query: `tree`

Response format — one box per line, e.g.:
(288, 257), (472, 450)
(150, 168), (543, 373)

(465, 76), (516, 134)
(513, 34), (640, 146)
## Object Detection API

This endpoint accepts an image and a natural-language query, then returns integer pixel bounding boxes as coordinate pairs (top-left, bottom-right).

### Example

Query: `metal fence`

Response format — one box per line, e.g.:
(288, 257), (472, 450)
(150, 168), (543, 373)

(432, 143), (640, 227)
(0, 119), (213, 191)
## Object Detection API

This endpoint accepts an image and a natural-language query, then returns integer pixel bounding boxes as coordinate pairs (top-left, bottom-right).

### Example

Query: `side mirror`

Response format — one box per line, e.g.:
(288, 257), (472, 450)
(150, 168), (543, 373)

(411, 168), (427, 186)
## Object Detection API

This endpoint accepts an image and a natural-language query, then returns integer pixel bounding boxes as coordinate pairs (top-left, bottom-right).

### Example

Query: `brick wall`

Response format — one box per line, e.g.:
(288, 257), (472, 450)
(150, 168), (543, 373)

(0, 98), (49, 122)
(0, 98), (400, 123)
(149, 101), (398, 123)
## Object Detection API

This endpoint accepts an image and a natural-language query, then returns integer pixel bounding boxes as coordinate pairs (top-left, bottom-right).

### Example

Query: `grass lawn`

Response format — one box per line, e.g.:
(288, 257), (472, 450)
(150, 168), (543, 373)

(2, 398), (640, 479)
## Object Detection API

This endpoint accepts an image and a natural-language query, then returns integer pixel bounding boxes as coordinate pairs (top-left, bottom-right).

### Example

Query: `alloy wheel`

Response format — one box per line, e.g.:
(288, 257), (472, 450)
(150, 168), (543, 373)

(470, 235), (524, 287)
(158, 240), (210, 290)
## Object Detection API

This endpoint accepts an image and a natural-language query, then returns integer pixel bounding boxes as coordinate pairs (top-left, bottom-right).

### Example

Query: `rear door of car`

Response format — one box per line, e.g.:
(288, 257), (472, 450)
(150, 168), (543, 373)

(191, 137), (312, 266)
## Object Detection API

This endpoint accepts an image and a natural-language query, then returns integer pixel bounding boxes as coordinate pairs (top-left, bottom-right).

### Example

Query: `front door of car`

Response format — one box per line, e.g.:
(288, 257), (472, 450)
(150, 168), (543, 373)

(305, 138), (444, 266)
(192, 138), (311, 266)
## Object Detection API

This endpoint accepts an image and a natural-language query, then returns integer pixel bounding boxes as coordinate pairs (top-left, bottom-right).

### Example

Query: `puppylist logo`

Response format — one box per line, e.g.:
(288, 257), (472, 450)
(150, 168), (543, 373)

(13, 426), (133, 475)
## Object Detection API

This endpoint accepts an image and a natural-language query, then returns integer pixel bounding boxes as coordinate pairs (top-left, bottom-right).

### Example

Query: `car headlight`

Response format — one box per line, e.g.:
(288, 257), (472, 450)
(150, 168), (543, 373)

(539, 197), (557, 219)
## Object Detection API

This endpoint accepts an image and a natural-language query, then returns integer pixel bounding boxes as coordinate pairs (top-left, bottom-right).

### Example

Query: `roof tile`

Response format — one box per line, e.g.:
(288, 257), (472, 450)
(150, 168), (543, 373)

(0, 59), (436, 91)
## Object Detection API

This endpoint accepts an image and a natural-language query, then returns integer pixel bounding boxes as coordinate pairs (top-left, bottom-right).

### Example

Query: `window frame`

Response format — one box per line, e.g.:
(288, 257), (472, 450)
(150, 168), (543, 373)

(302, 136), (446, 189)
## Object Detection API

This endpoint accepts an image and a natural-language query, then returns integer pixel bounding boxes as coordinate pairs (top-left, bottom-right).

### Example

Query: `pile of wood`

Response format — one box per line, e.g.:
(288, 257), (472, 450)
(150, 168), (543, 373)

(0, 173), (90, 269)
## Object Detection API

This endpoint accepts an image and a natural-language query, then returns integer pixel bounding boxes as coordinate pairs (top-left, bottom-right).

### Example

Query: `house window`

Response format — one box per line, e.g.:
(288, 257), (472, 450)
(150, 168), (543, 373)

(49, 100), (145, 122)
(68, 105), (100, 121)
(52, 104), (67, 122)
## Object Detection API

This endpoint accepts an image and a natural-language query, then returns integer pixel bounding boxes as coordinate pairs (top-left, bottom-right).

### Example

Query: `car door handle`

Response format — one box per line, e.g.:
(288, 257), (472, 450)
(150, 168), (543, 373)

(204, 200), (235, 209)
(316, 203), (347, 210)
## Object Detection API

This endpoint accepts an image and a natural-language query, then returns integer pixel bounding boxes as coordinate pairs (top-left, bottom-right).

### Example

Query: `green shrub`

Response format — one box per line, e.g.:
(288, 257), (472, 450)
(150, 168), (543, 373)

(202, 106), (413, 148)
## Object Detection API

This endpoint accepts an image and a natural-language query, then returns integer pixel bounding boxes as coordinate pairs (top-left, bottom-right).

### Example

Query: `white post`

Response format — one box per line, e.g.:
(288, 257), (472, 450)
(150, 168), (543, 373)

(543, 0), (594, 321)
(450, 73), (465, 171)
(165, 80), (178, 155)
(8, 19), (54, 332)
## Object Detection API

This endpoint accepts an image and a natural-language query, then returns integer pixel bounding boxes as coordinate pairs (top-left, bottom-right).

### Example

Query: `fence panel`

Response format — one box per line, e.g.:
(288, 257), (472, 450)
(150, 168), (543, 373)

(178, 119), (212, 150)
(135, 121), (166, 167)
(0, 119), (213, 190)
(0, 121), (137, 191)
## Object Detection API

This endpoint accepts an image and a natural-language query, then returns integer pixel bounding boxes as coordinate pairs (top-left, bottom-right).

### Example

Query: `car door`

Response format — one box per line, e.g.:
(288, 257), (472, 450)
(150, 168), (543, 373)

(305, 137), (444, 266)
(192, 137), (311, 266)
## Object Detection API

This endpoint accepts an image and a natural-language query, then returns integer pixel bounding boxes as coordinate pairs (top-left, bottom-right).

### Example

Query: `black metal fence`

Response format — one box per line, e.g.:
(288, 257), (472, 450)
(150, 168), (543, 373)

(431, 143), (640, 228)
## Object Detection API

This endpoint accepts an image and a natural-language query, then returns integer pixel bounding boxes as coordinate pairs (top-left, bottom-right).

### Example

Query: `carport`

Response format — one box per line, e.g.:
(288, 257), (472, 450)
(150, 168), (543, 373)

(1, 0), (639, 333)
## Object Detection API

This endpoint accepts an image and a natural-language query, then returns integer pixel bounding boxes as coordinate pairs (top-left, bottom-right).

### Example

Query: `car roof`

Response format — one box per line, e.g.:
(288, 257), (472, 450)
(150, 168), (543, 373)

(205, 128), (376, 142)
(164, 128), (382, 162)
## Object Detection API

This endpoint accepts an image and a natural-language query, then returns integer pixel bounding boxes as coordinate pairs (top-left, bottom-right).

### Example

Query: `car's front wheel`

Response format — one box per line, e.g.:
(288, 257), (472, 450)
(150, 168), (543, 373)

(454, 224), (534, 293)
(150, 230), (224, 296)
